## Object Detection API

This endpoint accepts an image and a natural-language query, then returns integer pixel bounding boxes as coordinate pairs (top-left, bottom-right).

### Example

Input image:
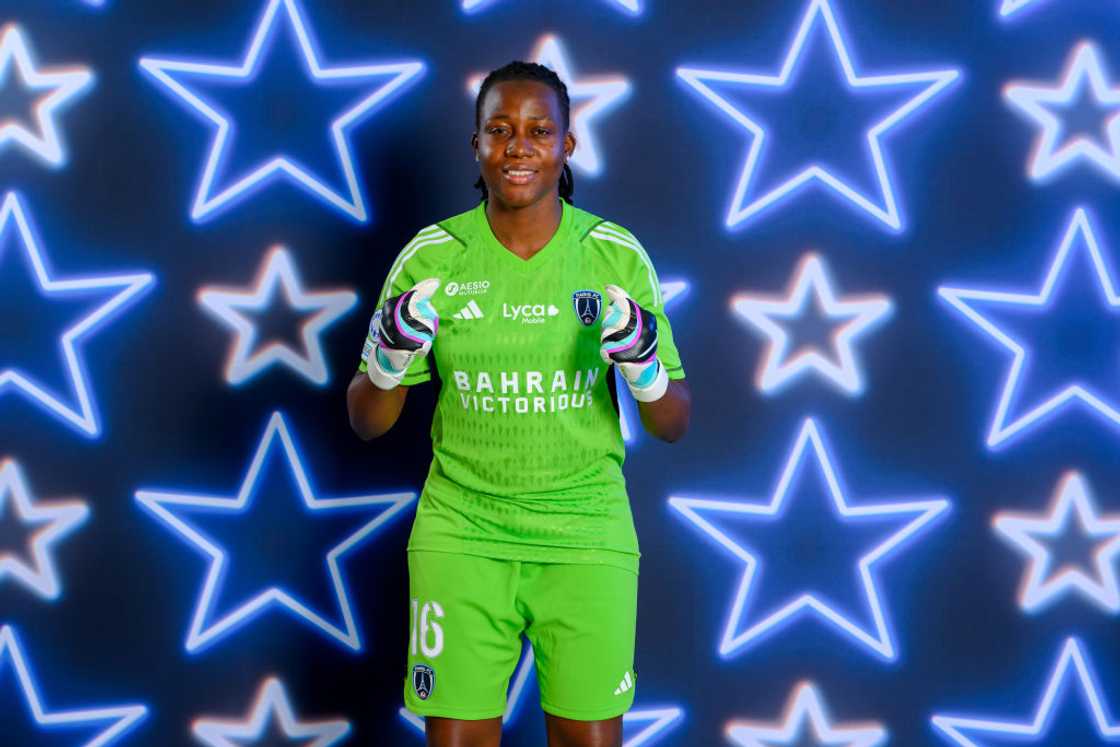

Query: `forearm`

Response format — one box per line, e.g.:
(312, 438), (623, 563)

(637, 379), (690, 443)
(347, 372), (409, 440)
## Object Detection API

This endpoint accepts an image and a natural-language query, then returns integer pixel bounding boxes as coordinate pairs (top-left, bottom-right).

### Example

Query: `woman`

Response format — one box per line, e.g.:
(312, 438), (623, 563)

(347, 61), (690, 747)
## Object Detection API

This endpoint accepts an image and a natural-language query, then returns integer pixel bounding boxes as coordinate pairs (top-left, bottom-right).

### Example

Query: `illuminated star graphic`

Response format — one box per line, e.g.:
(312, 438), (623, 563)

(939, 208), (1120, 448)
(726, 682), (887, 747)
(399, 644), (683, 746)
(139, 0), (424, 223)
(731, 253), (892, 396)
(1005, 41), (1120, 184)
(0, 625), (147, 746)
(461, 0), (642, 17)
(0, 459), (89, 601)
(193, 677), (350, 746)
(676, 0), (959, 232)
(0, 191), (154, 438)
(619, 277), (689, 443)
(135, 411), (416, 653)
(994, 471), (1120, 614)
(198, 246), (357, 387)
(468, 35), (630, 176)
(669, 418), (950, 661)
(932, 637), (1120, 744)
(0, 24), (94, 168)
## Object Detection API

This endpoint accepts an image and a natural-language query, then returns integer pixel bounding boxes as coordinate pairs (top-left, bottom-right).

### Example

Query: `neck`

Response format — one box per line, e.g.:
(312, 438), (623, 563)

(485, 192), (563, 260)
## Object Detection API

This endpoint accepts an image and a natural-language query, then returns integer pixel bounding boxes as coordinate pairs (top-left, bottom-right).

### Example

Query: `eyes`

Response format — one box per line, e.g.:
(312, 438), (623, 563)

(484, 124), (554, 138)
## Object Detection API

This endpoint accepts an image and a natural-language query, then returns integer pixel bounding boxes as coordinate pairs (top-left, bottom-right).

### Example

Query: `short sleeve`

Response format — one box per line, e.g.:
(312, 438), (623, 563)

(600, 223), (686, 381)
(357, 225), (456, 385)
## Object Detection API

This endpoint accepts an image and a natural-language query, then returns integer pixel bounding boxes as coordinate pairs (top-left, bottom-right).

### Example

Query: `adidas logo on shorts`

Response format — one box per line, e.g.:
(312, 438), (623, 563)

(613, 670), (634, 696)
(453, 300), (484, 320)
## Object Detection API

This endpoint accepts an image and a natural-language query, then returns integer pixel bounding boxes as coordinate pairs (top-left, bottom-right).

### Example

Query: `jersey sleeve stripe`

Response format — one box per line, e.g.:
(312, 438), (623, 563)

(589, 229), (660, 305)
(380, 231), (455, 304)
(593, 224), (662, 306)
(380, 225), (448, 290)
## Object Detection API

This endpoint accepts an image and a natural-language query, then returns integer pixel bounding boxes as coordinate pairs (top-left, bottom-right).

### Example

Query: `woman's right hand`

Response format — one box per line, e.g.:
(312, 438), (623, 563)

(363, 277), (441, 390)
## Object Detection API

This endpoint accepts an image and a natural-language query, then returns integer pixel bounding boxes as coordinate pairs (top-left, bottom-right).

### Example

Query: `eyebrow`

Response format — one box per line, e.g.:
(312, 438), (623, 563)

(485, 113), (553, 121)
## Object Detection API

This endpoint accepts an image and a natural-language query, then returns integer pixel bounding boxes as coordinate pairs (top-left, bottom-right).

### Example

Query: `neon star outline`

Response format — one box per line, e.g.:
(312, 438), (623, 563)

(676, 0), (960, 233)
(932, 637), (1120, 744)
(0, 625), (147, 746)
(619, 278), (689, 443)
(135, 410), (416, 653)
(994, 471), (1120, 614)
(669, 417), (951, 661)
(138, 0), (424, 224)
(726, 682), (887, 747)
(999, 0), (1055, 19)
(198, 246), (357, 387)
(939, 207), (1120, 448)
(0, 191), (155, 438)
(1005, 41), (1120, 184)
(193, 677), (350, 746)
(468, 34), (630, 176)
(731, 253), (892, 396)
(0, 459), (89, 601)
(461, 0), (642, 17)
(0, 24), (94, 168)
(399, 646), (684, 746)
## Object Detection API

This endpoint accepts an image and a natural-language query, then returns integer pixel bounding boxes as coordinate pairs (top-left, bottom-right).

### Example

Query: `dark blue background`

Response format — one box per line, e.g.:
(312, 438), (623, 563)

(3, 0), (1120, 744)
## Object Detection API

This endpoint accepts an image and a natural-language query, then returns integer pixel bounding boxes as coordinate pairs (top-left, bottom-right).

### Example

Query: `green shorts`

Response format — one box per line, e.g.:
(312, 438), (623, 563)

(403, 550), (638, 721)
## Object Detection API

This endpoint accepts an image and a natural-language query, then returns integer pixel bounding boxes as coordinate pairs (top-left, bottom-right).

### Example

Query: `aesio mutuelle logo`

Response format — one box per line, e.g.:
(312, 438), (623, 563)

(444, 280), (490, 297)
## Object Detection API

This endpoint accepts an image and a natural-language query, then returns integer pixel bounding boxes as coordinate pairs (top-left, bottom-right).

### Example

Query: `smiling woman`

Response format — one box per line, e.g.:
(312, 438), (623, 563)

(347, 60), (690, 747)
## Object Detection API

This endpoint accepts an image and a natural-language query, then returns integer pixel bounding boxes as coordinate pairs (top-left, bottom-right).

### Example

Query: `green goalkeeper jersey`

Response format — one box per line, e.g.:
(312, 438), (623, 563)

(360, 200), (684, 573)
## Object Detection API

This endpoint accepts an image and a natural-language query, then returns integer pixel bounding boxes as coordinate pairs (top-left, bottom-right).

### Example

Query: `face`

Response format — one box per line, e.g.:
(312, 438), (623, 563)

(472, 80), (576, 209)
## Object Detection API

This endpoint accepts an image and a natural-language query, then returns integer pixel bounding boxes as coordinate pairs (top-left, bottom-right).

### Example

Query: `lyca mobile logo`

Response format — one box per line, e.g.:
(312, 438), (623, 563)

(503, 303), (560, 324)
(444, 280), (490, 296)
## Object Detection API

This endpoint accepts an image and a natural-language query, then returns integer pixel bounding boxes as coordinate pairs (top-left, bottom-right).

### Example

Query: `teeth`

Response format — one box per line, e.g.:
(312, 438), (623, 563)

(507, 170), (534, 176)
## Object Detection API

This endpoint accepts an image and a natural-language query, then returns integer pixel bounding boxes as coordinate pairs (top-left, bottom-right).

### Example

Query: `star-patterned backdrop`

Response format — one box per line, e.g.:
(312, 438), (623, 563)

(3, 0), (1120, 745)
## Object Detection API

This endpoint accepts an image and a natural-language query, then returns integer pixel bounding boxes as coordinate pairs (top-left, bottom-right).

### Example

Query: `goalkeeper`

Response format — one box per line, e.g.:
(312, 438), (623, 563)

(347, 60), (689, 747)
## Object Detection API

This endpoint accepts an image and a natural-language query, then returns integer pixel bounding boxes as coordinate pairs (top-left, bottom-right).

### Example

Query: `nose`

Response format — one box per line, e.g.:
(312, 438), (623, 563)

(505, 131), (533, 157)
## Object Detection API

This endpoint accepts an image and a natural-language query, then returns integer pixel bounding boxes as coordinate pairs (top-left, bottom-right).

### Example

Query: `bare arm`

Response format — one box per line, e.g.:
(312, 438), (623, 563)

(637, 378), (691, 443)
(347, 372), (409, 440)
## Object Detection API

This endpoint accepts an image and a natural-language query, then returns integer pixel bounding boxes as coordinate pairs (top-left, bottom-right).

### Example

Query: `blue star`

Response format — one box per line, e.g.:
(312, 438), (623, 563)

(1005, 42), (1120, 184)
(0, 24), (94, 168)
(197, 246), (357, 387)
(619, 278), (689, 444)
(139, 0), (424, 224)
(0, 459), (89, 601)
(731, 253), (892, 397)
(669, 418), (951, 661)
(932, 637), (1120, 744)
(726, 682), (887, 746)
(461, 0), (642, 17)
(193, 677), (350, 746)
(994, 471), (1120, 614)
(135, 410), (415, 653)
(0, 191), (155, 438)
(399, 643), (684, 746)
(676, 0), (959, 233)
(939, 208), (1120, 449)
(0, 625), (147, 746)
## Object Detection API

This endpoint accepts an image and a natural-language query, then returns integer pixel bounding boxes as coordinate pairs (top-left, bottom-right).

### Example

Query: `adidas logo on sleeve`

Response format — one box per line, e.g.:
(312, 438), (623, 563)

(452, 300), (484, 320)
(614, 670), (634, 696)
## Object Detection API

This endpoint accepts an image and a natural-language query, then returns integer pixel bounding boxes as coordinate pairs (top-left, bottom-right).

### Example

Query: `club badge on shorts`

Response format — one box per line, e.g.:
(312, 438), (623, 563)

(572, 290), (602, 326)
(412, 664), (435, 700)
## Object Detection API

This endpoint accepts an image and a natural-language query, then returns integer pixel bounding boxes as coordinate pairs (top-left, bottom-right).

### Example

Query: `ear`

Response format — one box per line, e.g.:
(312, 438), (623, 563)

(471, 132), (480, 160)
(564, 130), (576, 161)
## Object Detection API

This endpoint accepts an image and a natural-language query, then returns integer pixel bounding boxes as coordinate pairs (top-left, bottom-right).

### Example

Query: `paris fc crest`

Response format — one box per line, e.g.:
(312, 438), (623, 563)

(572, 290), (602, 326)
(412, 664), (435, 700)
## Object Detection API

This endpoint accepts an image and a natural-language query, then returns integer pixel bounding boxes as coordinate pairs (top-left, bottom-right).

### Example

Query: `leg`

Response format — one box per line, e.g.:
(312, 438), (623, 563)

(426, 716), (503, 747)
(404, 552), (524, 736)
(544, 713), (622, 747)
(519, 563), (638, 744)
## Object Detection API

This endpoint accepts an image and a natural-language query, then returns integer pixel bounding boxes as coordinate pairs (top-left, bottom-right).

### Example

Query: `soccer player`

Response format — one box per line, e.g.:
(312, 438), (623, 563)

(347, 61), (690, 747)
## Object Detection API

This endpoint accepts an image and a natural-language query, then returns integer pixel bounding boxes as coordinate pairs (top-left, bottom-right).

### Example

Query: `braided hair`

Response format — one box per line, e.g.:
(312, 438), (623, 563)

(473, 61), (574, 204)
